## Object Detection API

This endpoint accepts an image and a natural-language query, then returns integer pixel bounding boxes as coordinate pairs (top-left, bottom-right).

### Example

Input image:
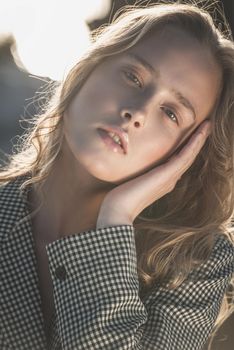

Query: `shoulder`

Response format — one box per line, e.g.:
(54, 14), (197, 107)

(145, 234), (234, 304)
(196, 234), (234, 278)
(0, 175), (27, 211)
(0, 175), (30, 240)
(142, 235), (234, 350)
(213, 234), (234, 261)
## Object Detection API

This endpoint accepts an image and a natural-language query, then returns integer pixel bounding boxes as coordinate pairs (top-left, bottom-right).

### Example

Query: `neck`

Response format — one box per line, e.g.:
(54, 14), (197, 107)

(30, 140), (115, 240)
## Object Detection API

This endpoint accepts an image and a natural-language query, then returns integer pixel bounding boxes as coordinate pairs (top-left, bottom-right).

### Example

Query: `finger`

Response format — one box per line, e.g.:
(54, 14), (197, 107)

(166, 120), (211, 177)
(110, 121), (211, 215)
(122, 121), (210, 194)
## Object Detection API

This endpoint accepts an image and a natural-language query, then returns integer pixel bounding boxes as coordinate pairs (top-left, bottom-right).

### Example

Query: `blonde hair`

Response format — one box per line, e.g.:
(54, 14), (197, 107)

(1, 1), (234, 348)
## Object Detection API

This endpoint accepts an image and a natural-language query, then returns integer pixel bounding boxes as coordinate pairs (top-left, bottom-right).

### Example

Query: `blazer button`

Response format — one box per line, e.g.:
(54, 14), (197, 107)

(55, 266), (67, 281)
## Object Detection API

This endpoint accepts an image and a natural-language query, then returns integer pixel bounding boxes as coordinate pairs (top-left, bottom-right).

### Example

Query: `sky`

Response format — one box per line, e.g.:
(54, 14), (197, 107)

(0, 0), (111, 80)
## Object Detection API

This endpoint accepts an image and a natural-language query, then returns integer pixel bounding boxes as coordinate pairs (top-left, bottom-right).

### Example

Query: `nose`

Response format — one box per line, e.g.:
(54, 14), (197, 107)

(120, 108), (146, 128)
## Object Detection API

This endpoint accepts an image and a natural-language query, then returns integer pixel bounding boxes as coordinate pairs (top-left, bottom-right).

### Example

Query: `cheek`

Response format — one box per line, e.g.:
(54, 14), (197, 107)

(137, 132), (175, 169)
(145, 122), (186, 164)
(63, 111), (85, 152)
(63, 112), (72, 135)
(79, 70), (120, 103)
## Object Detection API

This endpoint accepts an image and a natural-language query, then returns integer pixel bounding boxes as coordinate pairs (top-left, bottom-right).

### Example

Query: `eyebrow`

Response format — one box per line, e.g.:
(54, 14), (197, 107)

(125, 53), (158, 78)
(125, 52), (197, 121)
(171, 90), (196, 121)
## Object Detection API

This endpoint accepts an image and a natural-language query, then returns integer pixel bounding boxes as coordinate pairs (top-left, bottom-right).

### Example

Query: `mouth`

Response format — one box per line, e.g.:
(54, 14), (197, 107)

(97, 128), (127, 155)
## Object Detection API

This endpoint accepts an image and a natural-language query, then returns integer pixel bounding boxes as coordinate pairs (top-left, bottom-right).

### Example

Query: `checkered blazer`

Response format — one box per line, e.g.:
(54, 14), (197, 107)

(0, 175), (233, 350)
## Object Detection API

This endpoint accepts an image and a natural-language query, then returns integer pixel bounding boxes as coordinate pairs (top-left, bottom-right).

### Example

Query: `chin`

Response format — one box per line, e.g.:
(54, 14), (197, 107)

(65, 140), (142, 184)
(87, 166), (125, 183)
(88, 167), (140, 185)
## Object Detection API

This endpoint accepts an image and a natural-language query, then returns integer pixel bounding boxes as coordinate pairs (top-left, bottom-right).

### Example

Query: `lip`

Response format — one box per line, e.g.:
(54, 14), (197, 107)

(97, 125), (129, 154)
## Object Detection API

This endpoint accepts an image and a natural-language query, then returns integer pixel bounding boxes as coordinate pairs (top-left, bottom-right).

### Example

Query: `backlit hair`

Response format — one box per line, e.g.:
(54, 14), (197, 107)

(1, 2), (234, 348)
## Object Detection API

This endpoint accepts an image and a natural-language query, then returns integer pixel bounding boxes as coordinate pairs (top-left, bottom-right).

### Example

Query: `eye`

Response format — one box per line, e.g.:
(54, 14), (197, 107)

(123, 70), (142, 88)
(161, 106), (179, 125)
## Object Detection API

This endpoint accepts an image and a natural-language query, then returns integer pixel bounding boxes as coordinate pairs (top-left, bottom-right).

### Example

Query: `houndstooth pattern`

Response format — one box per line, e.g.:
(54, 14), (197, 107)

(0, 175), (233, 350)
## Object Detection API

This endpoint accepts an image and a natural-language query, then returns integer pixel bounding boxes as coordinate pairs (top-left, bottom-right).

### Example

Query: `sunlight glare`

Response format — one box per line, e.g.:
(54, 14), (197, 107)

(0, 0), (111, 80)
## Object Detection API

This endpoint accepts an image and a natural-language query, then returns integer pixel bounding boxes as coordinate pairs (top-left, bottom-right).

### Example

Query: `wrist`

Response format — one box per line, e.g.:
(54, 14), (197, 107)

(96, 212), (132, 230)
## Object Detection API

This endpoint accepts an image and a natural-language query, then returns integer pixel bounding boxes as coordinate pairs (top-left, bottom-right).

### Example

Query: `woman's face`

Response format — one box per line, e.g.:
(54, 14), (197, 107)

(63, 26), (221, 184)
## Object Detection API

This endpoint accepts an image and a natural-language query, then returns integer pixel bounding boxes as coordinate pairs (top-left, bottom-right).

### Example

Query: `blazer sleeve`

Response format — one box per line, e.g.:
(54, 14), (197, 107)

(45, 225), (234, 350)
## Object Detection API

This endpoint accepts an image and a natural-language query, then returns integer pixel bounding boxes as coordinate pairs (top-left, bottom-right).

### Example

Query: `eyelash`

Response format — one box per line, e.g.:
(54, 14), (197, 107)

(160, 107), (179, 125)
(123, 70), (179, 125)
(123, 70), (143, 88)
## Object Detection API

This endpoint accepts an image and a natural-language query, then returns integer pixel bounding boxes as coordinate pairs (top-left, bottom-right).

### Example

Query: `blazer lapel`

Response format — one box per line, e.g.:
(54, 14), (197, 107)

(0, 176), (48, 349)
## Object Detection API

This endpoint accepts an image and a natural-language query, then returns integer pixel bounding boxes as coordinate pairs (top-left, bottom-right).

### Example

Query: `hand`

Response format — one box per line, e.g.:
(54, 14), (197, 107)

(96, 121), (211, 229)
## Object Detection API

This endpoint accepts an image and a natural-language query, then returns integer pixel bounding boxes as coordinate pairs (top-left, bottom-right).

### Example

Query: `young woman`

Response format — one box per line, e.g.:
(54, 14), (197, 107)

(0, 2), (233, 350)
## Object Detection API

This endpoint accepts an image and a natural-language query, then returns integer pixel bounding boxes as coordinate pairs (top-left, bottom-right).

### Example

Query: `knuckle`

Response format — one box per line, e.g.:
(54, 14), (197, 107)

(167, 179), (177, 193)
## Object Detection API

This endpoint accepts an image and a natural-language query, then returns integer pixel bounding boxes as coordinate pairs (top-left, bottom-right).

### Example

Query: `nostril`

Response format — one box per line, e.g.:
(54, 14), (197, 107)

(122, 111), (140, 127)
(124, 112), (131, 119)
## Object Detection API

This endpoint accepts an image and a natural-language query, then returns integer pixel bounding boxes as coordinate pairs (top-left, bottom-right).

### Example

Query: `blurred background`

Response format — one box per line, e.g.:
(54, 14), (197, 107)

(0, 0), (233, 348)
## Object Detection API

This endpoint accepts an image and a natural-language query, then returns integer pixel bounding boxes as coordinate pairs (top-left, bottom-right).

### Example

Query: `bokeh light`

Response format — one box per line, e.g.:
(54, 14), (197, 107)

(0, 0), (111, 80)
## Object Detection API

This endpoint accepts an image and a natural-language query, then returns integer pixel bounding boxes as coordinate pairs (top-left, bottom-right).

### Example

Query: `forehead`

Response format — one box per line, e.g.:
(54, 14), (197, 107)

(131, 25), (214, 65)
(123, 26), (222, 122)
(130, 25), (208, 61)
